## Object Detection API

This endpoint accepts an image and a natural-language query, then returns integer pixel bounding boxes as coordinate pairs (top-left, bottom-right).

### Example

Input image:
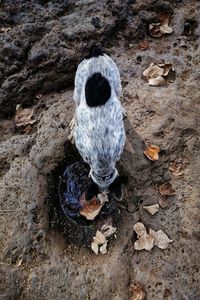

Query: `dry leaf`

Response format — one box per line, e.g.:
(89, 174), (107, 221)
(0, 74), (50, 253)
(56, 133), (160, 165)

(160, 24), (173, 34)
(143, 63), (174, 86)
(129, 281), (145, 300)
(133, 222), (146, 237)
(133, 222), (154, 251)
(93, 230), (106, 245)
(101, 224), (117, 238)
(143, 204), (159, 215)
(134, 232), (154, 251)
(143, 63), (164, 79)
(158, 198), (171, 208)
(134, 223), (173, 251)
(15, 104), (36, 127)
(149, 229), (173, 249)
(169, 162), (183, 177)
(91, 241), (99, 255)
(149, 23), (163, 38)
(144, 145), (160, 161)
(148, 76), (166, 86)
(99, 241), (108, 254)
(91, 230), (108, 255)
(158, 63), (173, 76)
(149, 12), (173, 37)
(80, 197), (103, 220)
(138, 41), (149, 50)
(159, 182), (175, 196)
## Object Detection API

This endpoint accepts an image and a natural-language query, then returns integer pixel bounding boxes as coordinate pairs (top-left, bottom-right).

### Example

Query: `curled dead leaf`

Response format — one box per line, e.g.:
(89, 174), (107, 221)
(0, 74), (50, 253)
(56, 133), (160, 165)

(159, 182), (175, 196)
(144, 145), (160, 161)
(134, 223), (173, 251)
(160, 24), (173, 34)
(149, 23), (163, 38)
(169, 162), (183, 177)
(158, 63), (173, 76)
(149, 229), (173, 249)
(143, 63), (174, 86)
(148, 76), (166, 86)
(143, 204), (159, 215)
(93, 230), (106, 245)
(133, 222), (146, 237)
(91, 241), (99, 255)
(138, 41), (150, 50)
(91, 230), (108, 255)
(129, 281), (145, 300)
(133, 222), (154, 251)
(99, 241), (108, 254)
(15, 104), (37, 127)
(158, 198), (171, 208)
(149, 12), (173, 38)
(101, 224), (117, 238)
(80, 197), (103, 220)
(143, 63), (164, 79)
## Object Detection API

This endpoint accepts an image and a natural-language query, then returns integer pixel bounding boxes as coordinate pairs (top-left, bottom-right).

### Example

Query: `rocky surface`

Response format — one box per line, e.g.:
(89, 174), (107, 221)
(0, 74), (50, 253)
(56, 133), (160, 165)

(0, 0), (200, 299)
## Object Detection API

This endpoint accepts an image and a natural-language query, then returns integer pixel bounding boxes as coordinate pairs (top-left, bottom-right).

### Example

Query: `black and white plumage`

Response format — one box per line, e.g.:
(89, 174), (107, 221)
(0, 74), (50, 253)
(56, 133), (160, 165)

(72, 46), (126, 193)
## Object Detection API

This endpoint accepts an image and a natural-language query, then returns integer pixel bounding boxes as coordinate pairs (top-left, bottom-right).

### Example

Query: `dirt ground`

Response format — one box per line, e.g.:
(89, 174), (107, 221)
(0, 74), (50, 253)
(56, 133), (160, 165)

(0, 1), (200, 299)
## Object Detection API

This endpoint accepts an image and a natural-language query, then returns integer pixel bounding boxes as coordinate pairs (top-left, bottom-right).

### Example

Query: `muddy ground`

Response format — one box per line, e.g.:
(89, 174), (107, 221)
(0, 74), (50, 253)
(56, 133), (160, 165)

(0, 0), (200, 299)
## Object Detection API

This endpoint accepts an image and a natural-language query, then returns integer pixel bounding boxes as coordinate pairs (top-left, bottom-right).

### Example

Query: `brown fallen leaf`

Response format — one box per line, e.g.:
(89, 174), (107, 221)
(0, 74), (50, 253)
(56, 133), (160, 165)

(149, 229), (173, 249)
(143, 63), (174, 86)
(143, 204), (159, 215)
(169, 162), (183, 177)
(101, 224), (117, 237)
(144, 145), (160, 161)
(158, 198), (171, 208)
(158, 63), (173, 76)
(160, 23), (173, 34)
(80, 197), (103, 220)
(149, 12), (173, 37)
(93, 230), (106, 245)
(148, 76), (166, 86)
(138, 41), (150, 50)
(91, 230), (108, 255)
(15, 104), (37, 127)
(149, 23), (163, 38)
(91, 241), (99, 255)
(133, 222), (154, 251)
(159, 182), (175, 196)
(129, 281), (145, 300)
(99, 241), (108, 254)
(143, 63), (164, 79)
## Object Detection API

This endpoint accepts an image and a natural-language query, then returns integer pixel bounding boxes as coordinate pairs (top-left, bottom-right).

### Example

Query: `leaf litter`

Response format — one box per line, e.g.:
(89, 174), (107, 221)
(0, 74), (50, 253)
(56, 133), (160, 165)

(133, 222), (173, 251)
(80, 193), (108, 220)
(143, 144), (160, 161)
(149, 12), (173, 38)
(159, 182), (176, 196)
(15, 104), (37, 127)
(91, 222), (117, 255)
(143, 204), (159, 215)
(129, 281), (145, 300)
(143, 63), (175, 86)
(169, 162), (184, 177)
